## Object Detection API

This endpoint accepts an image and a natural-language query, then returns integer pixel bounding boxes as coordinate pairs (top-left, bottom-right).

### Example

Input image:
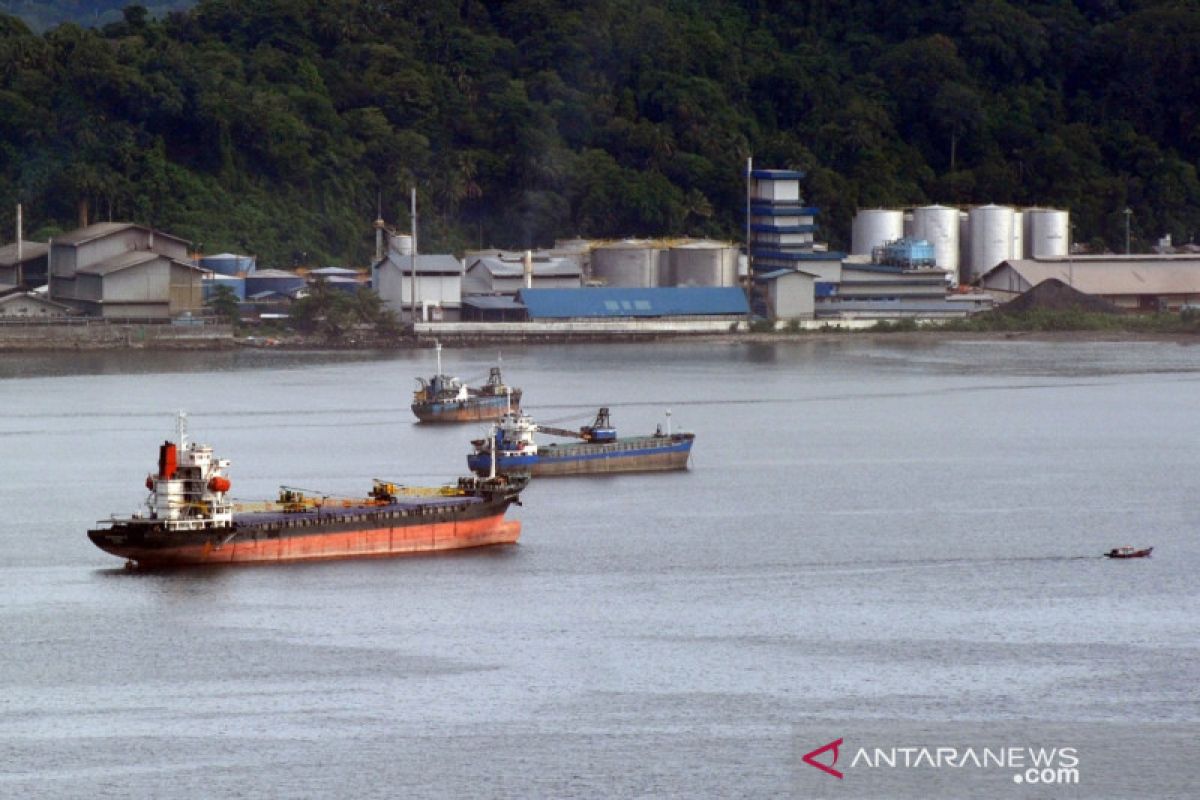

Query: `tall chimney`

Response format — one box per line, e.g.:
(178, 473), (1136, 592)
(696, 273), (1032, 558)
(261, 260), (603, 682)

(523, 250), (533, 289)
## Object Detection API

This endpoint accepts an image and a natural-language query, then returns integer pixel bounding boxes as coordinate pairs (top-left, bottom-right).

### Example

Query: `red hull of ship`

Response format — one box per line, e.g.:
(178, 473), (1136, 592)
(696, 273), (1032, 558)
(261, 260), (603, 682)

(97, 516), (520, 567)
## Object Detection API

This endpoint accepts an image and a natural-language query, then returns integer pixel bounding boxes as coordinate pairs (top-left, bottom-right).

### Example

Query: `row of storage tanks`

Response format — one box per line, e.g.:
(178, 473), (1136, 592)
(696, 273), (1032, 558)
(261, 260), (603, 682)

(545, 238), (741, 288)
(852, 205), (1070, 283)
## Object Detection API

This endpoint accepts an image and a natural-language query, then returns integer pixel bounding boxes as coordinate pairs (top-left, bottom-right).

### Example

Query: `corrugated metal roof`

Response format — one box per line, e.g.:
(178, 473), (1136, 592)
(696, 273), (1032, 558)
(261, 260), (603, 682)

(251, 268), (304, 278)
(309, 266), (359, 276)
(77, 251), (204, 276)
(468, 256), (581, 277)
(985, 258), (1200, 295)
(518, 287), (748, 318)
(755, 268), (819, 281)
(752, 249), (845, 261)
(375, 252), (463, 275)
(52, 223), (189, 247)
(0, 241), (49, 266)
(0, 291), (73, 311)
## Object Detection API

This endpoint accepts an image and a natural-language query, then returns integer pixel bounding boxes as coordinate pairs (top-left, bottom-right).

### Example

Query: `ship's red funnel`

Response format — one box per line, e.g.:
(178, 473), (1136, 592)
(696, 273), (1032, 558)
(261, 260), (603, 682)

(158, 442), (177, 479)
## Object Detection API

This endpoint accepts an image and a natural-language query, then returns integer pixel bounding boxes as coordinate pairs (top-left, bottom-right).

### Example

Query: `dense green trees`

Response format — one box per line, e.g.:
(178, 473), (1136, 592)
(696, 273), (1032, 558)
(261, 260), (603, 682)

(0, 0), (1197, 265)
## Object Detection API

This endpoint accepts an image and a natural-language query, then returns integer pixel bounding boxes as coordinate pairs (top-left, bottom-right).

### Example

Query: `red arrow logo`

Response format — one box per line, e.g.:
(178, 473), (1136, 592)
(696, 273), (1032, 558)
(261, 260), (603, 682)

(802, 738), (844, 779)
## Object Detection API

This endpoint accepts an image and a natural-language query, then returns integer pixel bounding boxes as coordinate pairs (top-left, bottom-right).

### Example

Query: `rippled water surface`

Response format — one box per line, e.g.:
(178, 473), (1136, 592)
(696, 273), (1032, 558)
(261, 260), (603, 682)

(1, 338), (1198, 798)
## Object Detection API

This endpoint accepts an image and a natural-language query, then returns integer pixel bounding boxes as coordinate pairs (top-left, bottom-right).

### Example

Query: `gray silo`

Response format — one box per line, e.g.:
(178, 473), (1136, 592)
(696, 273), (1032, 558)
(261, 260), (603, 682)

(1023, 209), (1070, 258)
(851, 209), (905, 256)
(967, 204), (1015, 281)
(591, 240), (661, 287)
(666, 240), (739, 286)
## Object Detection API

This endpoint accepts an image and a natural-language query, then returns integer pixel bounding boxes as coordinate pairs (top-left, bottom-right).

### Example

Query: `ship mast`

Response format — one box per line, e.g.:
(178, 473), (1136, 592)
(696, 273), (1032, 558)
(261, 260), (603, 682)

(489, 423), (497, 479)
(177, 410), (188, 449)
(435, 339), (442, 377)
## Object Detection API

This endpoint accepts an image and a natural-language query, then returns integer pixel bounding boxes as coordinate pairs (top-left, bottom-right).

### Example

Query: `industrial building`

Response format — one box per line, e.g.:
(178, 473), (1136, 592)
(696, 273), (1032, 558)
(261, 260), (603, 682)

(755, 269), (816, 321)
(978, 256), (1200, 311)
(748, 169), (844, 278)
(372, 252), (464, 321)
(48, 222), (204, 318)
(463, 255), (581, 295)
(517, 287), (749, 321)
(0, 289), (73, 318)
(0, 240), (49, 288)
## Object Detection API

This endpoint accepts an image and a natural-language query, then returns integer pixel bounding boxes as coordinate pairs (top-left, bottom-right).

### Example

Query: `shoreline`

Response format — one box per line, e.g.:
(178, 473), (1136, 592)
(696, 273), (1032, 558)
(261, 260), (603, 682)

(3, 327), (1197, 352)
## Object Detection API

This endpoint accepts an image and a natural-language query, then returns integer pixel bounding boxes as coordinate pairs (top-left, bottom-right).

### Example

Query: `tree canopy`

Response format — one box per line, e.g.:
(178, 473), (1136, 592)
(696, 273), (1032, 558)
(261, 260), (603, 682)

(0, 0), (1197, 265)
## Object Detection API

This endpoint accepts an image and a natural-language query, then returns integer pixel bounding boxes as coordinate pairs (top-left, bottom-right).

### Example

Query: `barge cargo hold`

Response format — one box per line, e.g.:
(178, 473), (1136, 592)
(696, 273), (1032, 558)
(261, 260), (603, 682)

(468, 407), (694, 477)
(88, 413), (526, 568)
(412, 341), (521, 423)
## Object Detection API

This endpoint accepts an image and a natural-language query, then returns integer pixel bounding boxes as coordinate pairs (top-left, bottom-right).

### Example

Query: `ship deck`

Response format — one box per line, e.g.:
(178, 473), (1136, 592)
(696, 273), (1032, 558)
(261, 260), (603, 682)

(233, 495), (482, 527)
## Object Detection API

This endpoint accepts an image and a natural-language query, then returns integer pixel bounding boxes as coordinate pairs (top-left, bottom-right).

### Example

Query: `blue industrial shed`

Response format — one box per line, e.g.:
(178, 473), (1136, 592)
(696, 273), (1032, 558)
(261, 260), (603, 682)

(517, 287), (749, 319)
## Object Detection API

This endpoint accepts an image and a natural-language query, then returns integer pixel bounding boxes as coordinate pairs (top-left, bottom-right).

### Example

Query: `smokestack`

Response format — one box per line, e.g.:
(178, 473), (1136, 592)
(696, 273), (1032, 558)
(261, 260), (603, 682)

(523, 250), (533, 289)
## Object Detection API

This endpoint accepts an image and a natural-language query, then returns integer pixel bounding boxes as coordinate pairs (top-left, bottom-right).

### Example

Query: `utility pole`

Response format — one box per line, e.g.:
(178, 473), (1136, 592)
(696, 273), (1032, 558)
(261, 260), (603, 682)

(744, 156), (753, 328)
(1124, 207), (1132, 255)
(409, 187), (418, 327)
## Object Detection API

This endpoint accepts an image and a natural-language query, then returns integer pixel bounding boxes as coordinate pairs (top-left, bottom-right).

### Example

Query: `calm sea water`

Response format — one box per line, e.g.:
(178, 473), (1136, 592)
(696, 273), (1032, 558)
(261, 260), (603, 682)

(0, 338), (1197, 799)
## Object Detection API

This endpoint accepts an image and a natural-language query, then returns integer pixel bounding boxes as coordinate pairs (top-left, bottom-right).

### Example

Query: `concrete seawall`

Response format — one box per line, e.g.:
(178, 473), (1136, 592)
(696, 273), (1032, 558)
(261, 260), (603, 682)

(0, 320), (235, 349)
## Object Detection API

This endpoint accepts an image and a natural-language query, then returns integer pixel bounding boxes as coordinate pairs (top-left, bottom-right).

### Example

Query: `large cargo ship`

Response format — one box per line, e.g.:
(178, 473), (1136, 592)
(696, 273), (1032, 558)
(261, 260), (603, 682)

(412, 341), (521, 423)
(467, 407), (694, 477)
(88, 414), (526, 568)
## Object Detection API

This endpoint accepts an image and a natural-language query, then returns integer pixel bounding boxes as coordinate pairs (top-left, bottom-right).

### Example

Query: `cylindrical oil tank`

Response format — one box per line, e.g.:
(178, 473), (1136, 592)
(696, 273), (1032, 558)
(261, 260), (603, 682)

(199, 253), (255, 276)
(590, 240), (660, 287)
(903, 212), (914, 239)
(553, 238), (594, 279)
(202, 275), (246, 301)
(911, 205), (961, 278)
(244, 269), (306, 297)
(666, 240), (739, 287)
(851, 209), (904, 256)
(1023, 208), (1069, 258)
(967, 204), (1015, 280)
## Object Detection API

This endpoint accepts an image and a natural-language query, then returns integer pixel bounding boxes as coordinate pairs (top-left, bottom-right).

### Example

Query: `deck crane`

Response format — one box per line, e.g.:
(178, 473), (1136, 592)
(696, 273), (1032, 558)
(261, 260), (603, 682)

(534, 407), (618, 442)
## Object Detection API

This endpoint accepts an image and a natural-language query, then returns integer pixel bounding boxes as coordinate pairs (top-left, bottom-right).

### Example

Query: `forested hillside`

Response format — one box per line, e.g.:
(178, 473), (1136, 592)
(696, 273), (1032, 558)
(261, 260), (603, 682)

(0, 1), (190, 32)
(0, 0), (1197, 266)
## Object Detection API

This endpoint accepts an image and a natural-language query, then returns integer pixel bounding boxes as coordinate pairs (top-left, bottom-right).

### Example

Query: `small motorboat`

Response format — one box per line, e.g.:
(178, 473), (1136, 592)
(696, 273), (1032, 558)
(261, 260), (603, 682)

(1105, 546), (1153, 559)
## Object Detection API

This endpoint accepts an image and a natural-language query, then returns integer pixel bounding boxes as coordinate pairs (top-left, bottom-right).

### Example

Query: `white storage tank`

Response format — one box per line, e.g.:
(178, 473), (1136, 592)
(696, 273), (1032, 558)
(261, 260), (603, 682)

(967, 204), (1015, 280)
(1012, 211), (1023, 266)
(591, 240), (660, 287)
(911, 205), (961, 280)
(666, 240), (738, 286)
(851, 209), (904, 256)
(1023, 208), (1070, 258)
(389, 234), (413, 256)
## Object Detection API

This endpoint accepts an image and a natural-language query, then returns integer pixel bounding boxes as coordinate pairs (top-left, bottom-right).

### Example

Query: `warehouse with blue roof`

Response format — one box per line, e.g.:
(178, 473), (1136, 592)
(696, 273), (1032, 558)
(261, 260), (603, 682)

(515, 287), (748, 321)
